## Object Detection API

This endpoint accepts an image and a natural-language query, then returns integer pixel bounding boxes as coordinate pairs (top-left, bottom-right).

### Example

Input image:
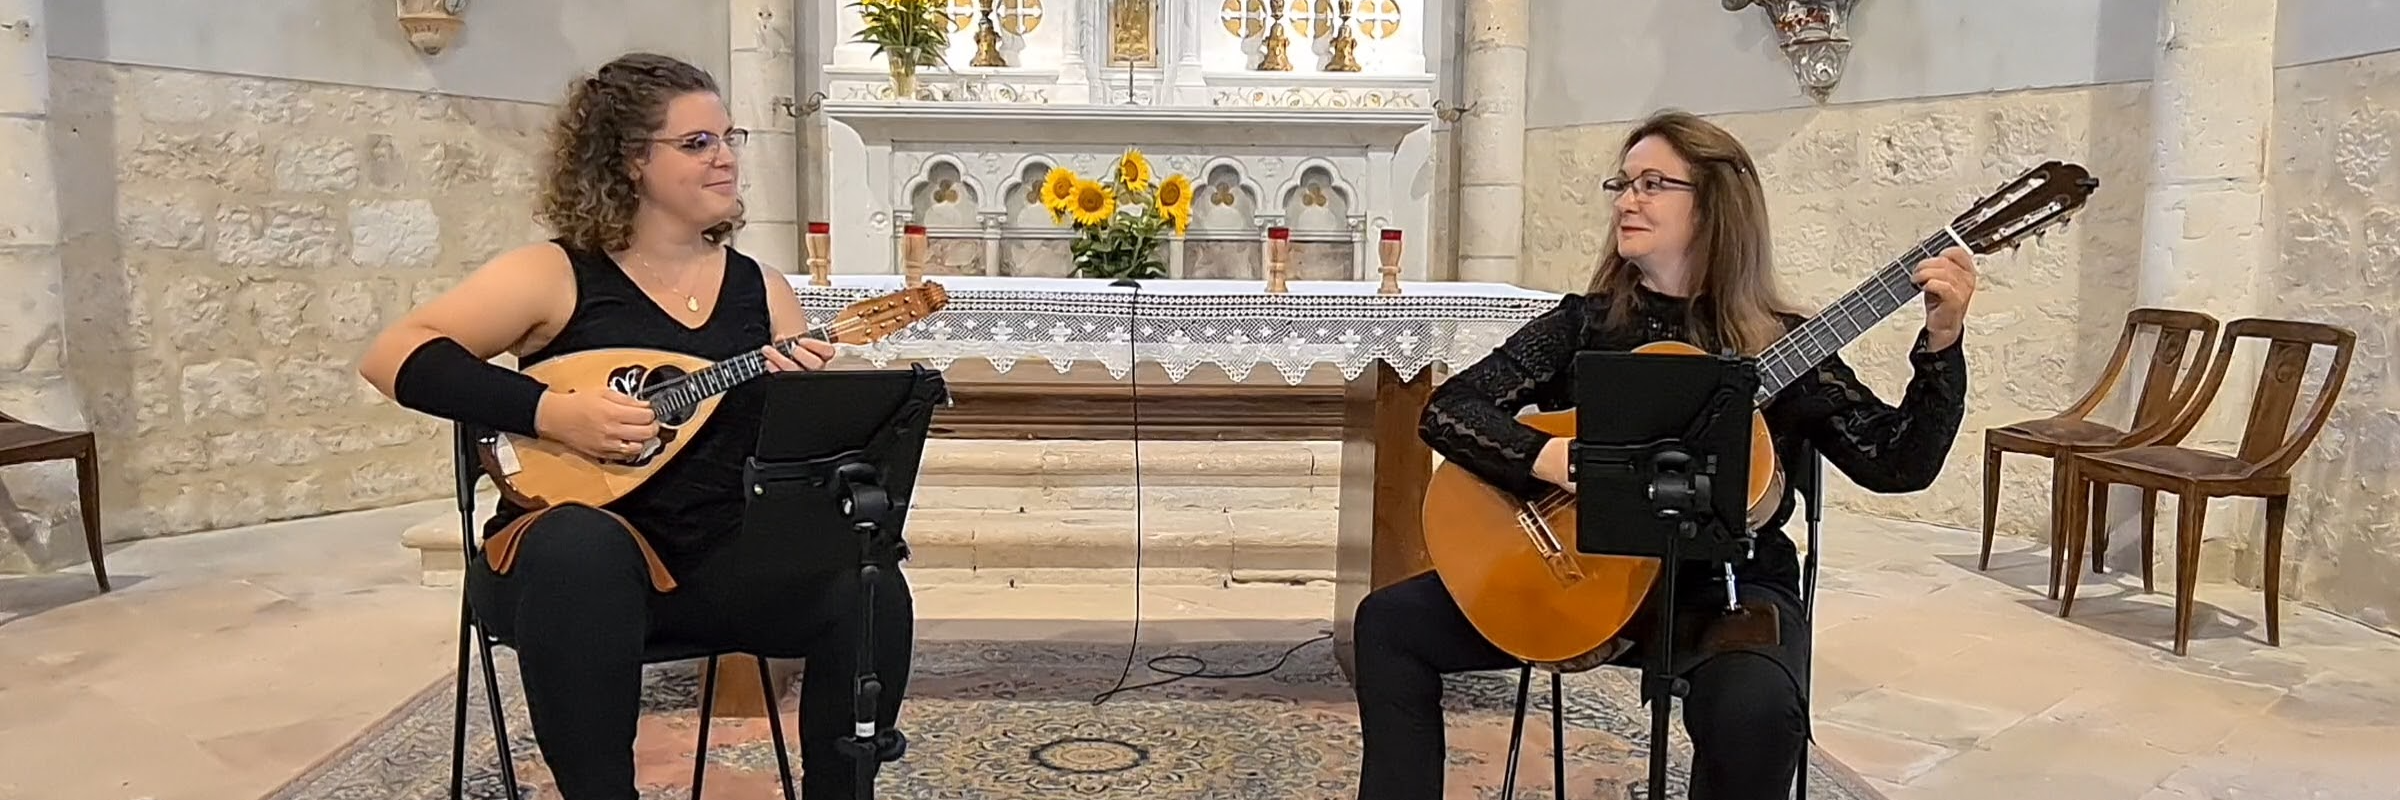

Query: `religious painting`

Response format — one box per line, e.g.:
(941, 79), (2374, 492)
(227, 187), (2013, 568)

(1107, 0), (1158, 67)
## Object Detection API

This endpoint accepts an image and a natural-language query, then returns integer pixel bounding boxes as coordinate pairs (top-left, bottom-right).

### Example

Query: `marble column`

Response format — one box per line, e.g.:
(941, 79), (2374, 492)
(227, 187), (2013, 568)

(0, 0), (92, 570)
(1455, 0), (1528, 285)
(731, 0), (803, 273)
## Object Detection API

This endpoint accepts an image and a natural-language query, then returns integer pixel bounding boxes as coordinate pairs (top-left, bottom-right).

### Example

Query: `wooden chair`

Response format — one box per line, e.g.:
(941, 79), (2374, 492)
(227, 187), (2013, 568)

(0, 410), (107, 592)
(1980, 308), (2220, 598)
(2059, 318), (2356, 656)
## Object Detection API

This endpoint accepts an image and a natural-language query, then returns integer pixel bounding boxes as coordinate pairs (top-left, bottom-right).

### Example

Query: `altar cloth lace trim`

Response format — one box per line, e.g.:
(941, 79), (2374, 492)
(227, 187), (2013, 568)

(792, 276), (1563, 385)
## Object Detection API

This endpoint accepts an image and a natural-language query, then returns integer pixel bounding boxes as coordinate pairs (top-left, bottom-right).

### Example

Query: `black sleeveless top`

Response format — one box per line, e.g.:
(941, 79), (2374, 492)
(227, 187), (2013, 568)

(484, 238), (775, 559)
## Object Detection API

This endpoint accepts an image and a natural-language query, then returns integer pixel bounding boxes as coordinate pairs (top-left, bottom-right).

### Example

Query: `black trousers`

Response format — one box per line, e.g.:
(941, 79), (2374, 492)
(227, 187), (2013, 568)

(465, 505), (914, 800)
(1352, 569), (1808, 800)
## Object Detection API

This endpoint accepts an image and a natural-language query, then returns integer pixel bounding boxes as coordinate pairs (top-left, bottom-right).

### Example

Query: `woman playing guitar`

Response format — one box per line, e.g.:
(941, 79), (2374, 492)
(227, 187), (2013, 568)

(355, 53), (910, 799)
(1351, 110), (1976, 799)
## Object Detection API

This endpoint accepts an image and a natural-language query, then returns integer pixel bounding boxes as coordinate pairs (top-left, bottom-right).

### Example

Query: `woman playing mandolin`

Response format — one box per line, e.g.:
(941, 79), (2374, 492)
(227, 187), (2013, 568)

(1352, 110), (1975, 799)
(356, 53), (909, 799)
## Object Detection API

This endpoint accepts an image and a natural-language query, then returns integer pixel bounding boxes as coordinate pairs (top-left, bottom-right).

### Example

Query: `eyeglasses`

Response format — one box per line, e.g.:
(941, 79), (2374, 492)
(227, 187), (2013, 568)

(649, 128), (749, 157)
(1601, 173), (1696, 198)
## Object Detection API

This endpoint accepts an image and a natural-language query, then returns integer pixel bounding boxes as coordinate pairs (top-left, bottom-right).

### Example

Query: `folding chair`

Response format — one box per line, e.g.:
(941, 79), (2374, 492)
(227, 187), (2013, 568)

(1498, 442), (1827, 799)
(443, 423), (798, 800)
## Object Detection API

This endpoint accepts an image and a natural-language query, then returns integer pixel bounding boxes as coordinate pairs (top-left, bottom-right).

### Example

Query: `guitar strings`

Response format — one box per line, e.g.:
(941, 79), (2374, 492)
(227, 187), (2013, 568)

(1517, 227), (1958, 530)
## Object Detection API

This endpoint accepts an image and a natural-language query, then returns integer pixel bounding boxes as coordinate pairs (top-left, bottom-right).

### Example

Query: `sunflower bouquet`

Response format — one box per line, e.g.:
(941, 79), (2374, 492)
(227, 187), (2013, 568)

(1040, 149), (1194, 281)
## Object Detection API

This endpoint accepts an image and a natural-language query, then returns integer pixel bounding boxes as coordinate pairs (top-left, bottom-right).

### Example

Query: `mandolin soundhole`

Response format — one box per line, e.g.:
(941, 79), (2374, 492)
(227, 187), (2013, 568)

(602, 364), (688, 466)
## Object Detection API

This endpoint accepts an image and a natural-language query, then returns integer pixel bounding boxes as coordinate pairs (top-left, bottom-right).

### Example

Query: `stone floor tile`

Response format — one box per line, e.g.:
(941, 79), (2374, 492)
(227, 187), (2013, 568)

(1817, 687), (2033, 750)
(1807, 719), (1959, 785)
(1896, 716), (2191, 799)
(2147, 718), (2400, 800)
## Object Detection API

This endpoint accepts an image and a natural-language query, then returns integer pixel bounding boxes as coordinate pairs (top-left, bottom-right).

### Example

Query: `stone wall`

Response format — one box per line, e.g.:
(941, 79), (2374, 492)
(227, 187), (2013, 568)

(2254, 48), (2400, 629)
(1522, 84), (2156, 547)
(29, 60), (548, 553)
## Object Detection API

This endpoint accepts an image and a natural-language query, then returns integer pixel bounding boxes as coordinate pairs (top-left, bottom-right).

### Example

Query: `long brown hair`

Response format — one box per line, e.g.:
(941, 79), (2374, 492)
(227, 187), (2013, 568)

(1586, 110), (1793, 356)
(535, 52), (742, 255)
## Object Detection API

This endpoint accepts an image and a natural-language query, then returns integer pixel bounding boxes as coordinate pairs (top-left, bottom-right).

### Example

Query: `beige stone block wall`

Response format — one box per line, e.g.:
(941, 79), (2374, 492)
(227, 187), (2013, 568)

(2254, 50), (2400, 629)
(1521, 84), (2157, 555)
(35, 60), (550, 548)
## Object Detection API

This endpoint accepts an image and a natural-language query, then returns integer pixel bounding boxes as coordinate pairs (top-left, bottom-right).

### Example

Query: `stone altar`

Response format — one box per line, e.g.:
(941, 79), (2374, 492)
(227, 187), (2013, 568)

(810, 0), (1440, 282)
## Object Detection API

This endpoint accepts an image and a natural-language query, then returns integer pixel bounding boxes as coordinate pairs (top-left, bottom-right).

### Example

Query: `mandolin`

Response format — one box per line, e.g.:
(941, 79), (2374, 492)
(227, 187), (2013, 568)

(477, 282), (949, 510)
(1421, 161), (2099, 664)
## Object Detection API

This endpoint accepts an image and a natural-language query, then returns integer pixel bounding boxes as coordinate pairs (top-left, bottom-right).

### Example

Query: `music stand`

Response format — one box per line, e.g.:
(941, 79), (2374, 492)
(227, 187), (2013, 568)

(742, 365), (948, 800)
(1570, 349), (1757, 800)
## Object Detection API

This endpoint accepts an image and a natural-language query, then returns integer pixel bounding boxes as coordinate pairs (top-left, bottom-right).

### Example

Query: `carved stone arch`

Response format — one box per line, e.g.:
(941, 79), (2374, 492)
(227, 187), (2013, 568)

(1275, 159), (1357, 234)
(1191, 157), (1266, 234)
(1198, 156), (1268, 206)
(1000, 155), (1063, 209)
(903, 154), (987, 228)
(1272, 158), (1358, 210)
(902, 154), (990, 209)
(1000, 155), (1068, 229)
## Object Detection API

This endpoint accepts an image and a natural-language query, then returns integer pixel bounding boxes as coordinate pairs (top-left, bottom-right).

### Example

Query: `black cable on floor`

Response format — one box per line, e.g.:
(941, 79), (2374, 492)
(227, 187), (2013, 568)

(1087, 278), (1326, 706)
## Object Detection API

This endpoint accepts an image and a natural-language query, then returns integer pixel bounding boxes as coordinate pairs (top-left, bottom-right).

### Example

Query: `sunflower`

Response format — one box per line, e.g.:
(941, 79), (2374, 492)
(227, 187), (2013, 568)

(1155, 173), (1193, 235)
(1116, 149), (1153, 194)
(1040, 166), (1079, 213)
(1068, 178), (1115, 226)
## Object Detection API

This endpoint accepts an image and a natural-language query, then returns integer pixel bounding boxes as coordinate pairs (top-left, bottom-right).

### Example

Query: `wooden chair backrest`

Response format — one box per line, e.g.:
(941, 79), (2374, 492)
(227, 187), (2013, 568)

(2058, 308), (2220, 445)
(2159, 318), (2356, 479)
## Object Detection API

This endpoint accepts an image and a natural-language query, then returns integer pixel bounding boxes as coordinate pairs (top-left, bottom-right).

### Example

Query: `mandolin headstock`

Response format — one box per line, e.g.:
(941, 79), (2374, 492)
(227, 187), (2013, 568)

(1949, 161), (2100, 255)
(827, 281), (950, 345)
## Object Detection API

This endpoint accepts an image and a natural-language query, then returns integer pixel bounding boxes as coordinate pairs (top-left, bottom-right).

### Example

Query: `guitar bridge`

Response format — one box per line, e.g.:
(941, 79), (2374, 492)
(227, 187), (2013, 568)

(1516, 508), (1587, 587)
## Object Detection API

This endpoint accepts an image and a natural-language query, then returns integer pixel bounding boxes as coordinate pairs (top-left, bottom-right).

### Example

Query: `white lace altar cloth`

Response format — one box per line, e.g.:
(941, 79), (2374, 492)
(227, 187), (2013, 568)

(790, 276), (1564, 385)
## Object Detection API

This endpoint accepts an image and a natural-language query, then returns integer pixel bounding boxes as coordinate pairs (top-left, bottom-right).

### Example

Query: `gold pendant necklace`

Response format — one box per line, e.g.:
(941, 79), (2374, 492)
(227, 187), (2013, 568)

(632, 252), (702, 314)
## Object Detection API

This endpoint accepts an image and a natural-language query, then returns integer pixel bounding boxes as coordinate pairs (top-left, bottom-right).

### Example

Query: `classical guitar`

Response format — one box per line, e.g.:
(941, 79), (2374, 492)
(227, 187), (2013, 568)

(477, 282), (950, 510)
(1421, 161), (2099, 664)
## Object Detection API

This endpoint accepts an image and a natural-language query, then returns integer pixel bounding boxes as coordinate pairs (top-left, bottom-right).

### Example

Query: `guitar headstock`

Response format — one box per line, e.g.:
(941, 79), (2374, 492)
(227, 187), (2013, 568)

(827, 281), (950, 345)
(1949, 161), (2099, 255)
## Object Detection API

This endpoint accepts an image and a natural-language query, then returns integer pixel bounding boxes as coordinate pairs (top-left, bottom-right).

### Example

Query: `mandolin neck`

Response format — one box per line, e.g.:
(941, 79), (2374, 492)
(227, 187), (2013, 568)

(1751, 227), (1958, 404)
(637, 323), (835, 412)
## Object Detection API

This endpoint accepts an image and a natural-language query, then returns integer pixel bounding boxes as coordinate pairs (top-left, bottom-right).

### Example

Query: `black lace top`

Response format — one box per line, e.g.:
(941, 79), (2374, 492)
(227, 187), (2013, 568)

(1419, 285), (1968, 594)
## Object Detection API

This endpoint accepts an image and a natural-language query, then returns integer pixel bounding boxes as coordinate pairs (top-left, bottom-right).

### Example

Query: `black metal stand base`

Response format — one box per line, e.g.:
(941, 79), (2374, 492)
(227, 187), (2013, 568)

(1569, 349), (1761, 800)
(740, 367), (947, 800)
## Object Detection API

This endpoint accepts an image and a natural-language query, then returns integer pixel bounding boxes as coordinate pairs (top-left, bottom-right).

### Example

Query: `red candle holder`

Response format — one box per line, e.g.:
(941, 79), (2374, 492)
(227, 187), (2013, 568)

(805, 222), (831, 286)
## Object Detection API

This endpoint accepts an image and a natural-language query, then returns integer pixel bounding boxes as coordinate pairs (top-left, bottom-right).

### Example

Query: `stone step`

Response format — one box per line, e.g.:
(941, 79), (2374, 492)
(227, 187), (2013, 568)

(402, 499), (1337, 588)
(902, 507), (1334, 575)
(917, 440), (1339, 484)
(911, 483), (1338, 513)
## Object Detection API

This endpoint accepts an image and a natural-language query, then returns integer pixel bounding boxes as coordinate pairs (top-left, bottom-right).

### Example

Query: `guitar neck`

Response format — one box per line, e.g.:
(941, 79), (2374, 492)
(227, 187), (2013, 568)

(1752, 228), (1955, 404)
(638, 323), (834, 410)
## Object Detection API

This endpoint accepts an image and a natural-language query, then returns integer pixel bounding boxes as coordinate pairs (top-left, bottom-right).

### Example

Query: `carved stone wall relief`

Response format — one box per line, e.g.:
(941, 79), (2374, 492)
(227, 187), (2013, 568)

(1722, 0), (1857, 97)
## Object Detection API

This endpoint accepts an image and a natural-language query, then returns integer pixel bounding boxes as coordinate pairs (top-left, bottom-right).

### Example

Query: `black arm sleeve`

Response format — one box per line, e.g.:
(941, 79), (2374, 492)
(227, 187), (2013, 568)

(1763, 328), (1968, 493)
(1415, 294), (1588, 499)
(391, 337), (550, 439)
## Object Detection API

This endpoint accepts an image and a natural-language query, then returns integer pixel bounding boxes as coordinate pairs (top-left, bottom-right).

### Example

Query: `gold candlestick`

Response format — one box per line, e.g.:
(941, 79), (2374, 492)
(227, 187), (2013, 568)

(1258, 0), (1292, 71)
(970, 0), (1007, 67)
(1326, 1), (1363, 72)
(903, 224), (927, 287)
(1266, 227), (1291, 293)
(806, 221), (831, 286)
(1377, 229), (1402, 294)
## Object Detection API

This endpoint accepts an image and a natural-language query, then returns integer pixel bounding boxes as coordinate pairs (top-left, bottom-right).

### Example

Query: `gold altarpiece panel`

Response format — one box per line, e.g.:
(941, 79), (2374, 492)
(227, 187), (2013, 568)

(1107, 0), (1159, 68)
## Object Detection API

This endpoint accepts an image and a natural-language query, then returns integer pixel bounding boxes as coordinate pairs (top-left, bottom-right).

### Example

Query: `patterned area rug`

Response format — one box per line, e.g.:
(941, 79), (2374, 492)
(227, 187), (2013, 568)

(267, 638), (1883, 800)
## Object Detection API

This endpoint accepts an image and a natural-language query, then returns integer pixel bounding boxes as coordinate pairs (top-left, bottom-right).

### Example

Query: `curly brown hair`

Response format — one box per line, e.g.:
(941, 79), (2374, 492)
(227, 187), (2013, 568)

(536, 52), (743, 254)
